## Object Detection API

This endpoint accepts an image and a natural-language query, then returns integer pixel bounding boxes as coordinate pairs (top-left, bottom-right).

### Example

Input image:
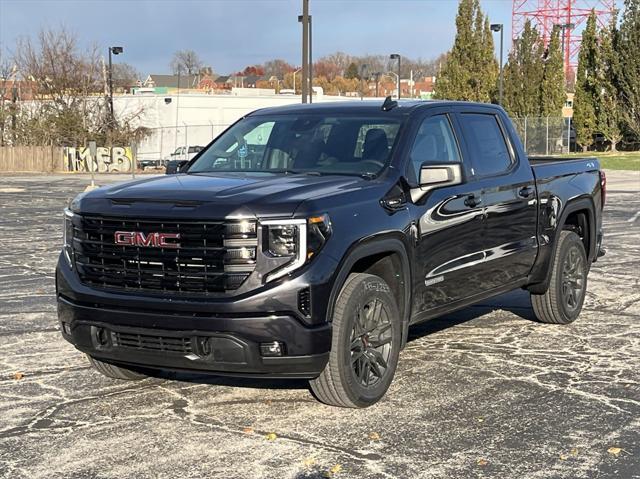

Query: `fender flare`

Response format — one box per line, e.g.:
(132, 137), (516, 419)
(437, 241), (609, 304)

(529, 196), (596, 294)
(326, 234), (412, 348)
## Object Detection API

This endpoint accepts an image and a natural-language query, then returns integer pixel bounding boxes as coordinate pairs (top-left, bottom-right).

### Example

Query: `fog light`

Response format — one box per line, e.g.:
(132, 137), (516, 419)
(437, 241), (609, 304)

(96, 327), (109, 346)
(260, 341), (284, 357)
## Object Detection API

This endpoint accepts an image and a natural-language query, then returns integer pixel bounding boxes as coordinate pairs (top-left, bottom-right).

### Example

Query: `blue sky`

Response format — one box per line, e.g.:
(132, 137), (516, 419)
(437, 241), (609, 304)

(0, 0), (619, 76)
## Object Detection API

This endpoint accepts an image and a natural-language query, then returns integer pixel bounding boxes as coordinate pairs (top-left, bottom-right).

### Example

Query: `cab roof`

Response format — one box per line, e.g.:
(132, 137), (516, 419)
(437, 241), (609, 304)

(247, 99), (502, 117)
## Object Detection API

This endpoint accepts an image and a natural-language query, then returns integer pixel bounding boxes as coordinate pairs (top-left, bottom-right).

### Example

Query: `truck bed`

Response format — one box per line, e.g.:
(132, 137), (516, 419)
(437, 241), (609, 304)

(529, 156), (600, 180)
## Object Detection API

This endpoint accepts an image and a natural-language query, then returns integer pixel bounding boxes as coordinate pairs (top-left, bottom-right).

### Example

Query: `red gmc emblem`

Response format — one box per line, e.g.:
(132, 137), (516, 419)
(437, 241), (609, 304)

(114, 231), (181, 248)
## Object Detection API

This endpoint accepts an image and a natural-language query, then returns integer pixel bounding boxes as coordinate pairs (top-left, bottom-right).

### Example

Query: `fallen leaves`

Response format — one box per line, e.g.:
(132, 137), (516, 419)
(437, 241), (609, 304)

(328, 464), (343, 475)
(302, 457), (316, 468)
(12, 372), (24, 380)
(606, 446), (632, 458)
(560, 448), (579, 460)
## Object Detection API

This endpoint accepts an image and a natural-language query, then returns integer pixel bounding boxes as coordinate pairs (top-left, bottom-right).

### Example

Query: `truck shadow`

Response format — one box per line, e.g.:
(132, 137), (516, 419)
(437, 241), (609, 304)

(407, 289), (537, 342)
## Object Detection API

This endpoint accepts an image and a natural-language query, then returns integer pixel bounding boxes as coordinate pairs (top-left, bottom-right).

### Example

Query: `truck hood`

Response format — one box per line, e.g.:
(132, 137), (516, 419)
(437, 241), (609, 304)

(75, 172), (371, 219)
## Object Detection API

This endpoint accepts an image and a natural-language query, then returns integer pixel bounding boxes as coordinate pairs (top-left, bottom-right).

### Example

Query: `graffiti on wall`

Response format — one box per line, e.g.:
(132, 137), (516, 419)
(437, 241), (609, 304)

(64, 147), (133, 172)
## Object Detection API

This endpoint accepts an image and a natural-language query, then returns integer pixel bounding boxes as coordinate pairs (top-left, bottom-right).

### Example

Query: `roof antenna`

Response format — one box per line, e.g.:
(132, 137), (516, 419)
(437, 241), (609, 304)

(382, 96), (398, 111)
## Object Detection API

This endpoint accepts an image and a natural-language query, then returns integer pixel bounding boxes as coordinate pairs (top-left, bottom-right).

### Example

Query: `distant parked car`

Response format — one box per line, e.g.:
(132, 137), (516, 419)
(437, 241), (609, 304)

(138, 158), (168, 170)
(139, 146), (204, 171)
(169, 145), (204, 162)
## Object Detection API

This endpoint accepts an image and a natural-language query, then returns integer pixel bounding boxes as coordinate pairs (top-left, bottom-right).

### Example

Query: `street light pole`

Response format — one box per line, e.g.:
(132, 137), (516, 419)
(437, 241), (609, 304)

(108, 46), (123, 124)
(556, 23), (575, 78)
(300, 0), (309, 103)
(490, 24), (504, 106)
(298, 13), (313, 103)
(390, 53), (401, 99)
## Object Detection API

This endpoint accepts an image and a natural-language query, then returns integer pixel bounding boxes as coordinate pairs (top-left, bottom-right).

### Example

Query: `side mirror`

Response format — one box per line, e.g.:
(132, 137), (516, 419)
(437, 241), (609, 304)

(411, 163), (463, 202)
(419, 163), (462, 188)
(166, 160), (188, 175)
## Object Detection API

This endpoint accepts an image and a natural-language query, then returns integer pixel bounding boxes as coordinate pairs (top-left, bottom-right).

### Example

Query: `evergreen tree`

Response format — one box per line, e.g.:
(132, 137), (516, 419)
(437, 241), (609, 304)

(618, 0), (640, 141)
(598, 12), (624, 151)
(573, 11), (599, 151)
(344, 62), (359, 80)
(541, 26), (566, 117)
(503, 20), (545, 117)
(433, 0), (497, 102)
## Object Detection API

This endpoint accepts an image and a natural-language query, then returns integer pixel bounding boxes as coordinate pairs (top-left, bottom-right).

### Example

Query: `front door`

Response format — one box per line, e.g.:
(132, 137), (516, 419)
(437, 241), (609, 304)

(407, 111), (487, 317)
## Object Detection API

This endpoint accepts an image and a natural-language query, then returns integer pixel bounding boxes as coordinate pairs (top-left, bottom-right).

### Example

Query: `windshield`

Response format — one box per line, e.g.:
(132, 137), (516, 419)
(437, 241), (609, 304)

(187, 114), (403, 177)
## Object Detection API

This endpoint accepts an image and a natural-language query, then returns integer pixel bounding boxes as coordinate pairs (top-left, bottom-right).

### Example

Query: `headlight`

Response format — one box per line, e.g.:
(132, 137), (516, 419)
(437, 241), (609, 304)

(262, 214), (331, 282)
(267, 224), (299, 257)
(63, 208), (75, 267)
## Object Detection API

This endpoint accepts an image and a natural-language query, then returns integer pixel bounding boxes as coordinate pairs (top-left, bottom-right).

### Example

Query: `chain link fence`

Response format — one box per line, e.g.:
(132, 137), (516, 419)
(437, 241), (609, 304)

(511, 116), (573, 156)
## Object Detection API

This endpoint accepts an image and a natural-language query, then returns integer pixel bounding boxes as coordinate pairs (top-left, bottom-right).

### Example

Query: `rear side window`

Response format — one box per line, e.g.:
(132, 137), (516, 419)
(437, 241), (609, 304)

(459, 113), (513, 176)
(409, 114), (460, 181)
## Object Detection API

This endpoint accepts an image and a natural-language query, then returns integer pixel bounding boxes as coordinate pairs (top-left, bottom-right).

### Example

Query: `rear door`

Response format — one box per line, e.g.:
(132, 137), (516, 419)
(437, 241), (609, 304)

(406, 108), (487, 316)
(454, 109), (538, 291)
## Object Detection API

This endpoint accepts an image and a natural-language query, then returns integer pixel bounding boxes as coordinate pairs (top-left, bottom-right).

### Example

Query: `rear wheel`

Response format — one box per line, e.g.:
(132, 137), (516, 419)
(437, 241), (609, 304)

(87, 355), (148, 381)
(310, 273), (401, 408)
(531, 230), (588, 324)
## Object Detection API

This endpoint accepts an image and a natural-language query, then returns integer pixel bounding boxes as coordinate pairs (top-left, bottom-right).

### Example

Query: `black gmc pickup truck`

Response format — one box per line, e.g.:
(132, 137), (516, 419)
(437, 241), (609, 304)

(57, 99), (605, 407)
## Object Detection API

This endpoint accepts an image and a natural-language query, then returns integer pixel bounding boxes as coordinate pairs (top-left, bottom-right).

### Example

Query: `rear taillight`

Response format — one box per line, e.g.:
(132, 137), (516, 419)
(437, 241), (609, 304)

(599, 170), (606, 209)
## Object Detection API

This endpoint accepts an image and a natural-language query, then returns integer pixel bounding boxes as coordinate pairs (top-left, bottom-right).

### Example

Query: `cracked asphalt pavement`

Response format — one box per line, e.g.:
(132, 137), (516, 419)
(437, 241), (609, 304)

(0, 171), (638, 479)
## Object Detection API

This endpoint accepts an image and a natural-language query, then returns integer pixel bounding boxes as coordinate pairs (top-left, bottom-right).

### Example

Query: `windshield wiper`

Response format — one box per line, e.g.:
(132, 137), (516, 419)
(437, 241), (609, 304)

(282, 169), (322, 176)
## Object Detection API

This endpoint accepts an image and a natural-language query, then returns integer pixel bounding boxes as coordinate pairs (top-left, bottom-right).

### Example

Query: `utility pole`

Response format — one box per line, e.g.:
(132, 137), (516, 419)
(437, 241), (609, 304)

(301, 0), (310, 104)
(175, 67), (180, 151)
(490, 24), (504, 106)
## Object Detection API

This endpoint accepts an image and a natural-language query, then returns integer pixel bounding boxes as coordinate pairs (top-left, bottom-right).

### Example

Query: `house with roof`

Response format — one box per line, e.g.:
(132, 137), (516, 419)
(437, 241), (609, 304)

(141, 74), (202, 93)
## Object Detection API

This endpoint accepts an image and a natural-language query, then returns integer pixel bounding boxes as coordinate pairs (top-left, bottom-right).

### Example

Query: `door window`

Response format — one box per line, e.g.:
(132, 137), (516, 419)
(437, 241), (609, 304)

(409, 115), (460, 181)
(459, 114), (513, 176)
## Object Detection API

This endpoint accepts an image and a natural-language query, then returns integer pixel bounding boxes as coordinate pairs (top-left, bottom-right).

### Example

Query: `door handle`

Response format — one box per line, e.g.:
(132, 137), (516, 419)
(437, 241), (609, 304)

(518, 186), (534, 199)
(464, 194), (482, 208)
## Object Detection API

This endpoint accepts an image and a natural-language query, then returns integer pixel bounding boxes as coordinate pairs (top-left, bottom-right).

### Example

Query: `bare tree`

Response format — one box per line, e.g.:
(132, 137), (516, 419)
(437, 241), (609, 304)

(12, 27), (148, 146)
(111, 62), (141, 91)
(262, 59), (294, 78)
(170, 50), (202, 75)
(13, 27), (103, 145)
(0, 49), (17, 145)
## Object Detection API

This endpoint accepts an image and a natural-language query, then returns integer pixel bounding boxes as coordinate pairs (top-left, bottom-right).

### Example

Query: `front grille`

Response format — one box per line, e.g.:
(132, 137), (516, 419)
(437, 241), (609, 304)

(112, 331), (193, 354)
(72, 215), (257, 295)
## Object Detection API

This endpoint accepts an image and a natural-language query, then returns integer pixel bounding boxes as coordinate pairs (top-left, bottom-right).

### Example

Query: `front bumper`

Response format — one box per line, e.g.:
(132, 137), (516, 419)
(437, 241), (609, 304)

(56, 253), (336, 378)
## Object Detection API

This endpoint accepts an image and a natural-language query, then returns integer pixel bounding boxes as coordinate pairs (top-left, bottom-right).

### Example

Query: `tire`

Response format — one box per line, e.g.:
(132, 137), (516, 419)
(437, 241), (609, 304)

(310, 273), (402, 408)
(87, 355), (147, 381)
(531, 230), (588, 324)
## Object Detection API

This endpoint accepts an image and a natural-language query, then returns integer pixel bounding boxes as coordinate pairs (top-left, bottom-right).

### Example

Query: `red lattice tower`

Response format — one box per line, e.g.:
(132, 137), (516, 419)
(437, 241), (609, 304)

(512, 0), (616, 79)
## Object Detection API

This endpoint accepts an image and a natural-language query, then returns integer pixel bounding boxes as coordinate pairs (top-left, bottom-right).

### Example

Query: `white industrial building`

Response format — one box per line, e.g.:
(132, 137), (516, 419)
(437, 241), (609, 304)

(114, 88), (353, 162)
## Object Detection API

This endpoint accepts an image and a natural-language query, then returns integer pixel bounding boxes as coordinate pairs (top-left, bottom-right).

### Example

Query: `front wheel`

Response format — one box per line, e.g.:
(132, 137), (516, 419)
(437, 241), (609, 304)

(531, 230), (588, 324)
(310, 273), (402, 408)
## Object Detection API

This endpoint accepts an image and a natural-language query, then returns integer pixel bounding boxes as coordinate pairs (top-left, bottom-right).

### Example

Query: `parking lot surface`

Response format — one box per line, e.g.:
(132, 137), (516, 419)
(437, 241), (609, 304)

(0, 171), (638, 479)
